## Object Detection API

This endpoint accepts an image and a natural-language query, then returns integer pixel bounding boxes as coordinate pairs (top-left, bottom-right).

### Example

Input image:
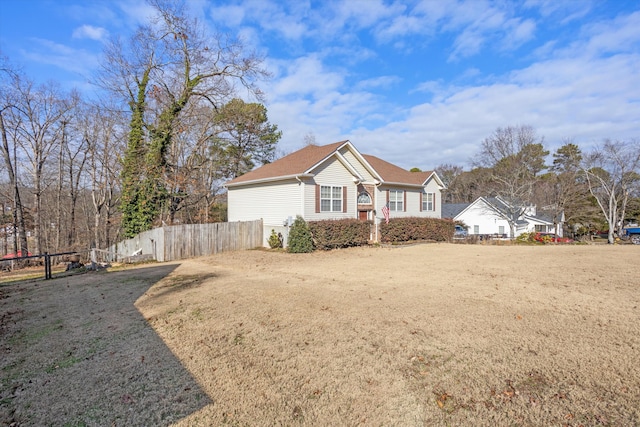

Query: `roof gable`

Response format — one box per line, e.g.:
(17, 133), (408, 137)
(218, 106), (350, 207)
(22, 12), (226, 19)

(225, 140), (438, 188)
(226, 141), (347, 186)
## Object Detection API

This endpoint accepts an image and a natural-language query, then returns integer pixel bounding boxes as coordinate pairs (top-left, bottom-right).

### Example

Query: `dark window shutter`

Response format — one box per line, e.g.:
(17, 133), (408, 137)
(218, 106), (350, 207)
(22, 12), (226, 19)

(420, 192), (423, 212)
(404, 191), (407, 212)
(315, 185), (320, 213)
(343, 186), (347, 213)
(386, 190), (390, 204)
(433, 192), (436, 212)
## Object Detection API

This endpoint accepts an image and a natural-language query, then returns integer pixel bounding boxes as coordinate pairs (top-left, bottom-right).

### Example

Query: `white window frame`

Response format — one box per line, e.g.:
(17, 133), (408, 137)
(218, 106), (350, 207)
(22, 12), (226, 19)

(422, 191), (435, 211)
(389, 189), (404, 211)
(320, 185), (343, 212)
(473, 225), (480, 234)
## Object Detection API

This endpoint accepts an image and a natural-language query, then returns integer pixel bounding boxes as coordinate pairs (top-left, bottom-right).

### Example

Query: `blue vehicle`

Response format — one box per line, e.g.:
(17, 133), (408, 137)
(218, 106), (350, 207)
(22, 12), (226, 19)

(454, 225), (468, 237)
(622, 227), (640, 244)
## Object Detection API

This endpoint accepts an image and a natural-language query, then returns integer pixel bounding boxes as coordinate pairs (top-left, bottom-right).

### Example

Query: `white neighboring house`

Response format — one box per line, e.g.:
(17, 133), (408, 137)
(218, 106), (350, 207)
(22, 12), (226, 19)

(442, 196), (564, 238)
(225, 140), (445, 246)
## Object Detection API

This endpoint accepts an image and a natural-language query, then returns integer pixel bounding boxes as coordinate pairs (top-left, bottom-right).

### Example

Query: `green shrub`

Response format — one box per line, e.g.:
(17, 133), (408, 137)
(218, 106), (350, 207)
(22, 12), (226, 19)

(516, 232), (539, 243)
(308, 219), (371, 250)
(287, 216), (314, 253)
(379, 217), (455, 243)
(268, 229), (283, 249)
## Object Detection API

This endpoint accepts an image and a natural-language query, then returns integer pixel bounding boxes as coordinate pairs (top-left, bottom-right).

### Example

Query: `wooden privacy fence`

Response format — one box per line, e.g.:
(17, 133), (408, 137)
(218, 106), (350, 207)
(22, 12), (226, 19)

(105, 220), (263, 262)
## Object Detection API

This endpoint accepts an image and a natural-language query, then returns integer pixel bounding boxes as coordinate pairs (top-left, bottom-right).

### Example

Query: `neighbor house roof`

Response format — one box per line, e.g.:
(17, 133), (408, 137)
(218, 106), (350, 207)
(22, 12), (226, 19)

(444, 196), (558, 225)
(441, 203), (469, 219)
(225, 140), (439, 188)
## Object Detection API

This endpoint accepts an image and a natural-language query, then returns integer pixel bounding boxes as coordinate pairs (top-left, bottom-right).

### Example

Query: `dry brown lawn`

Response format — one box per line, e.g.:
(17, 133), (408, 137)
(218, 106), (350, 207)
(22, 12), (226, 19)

(1, 243), (639, 426)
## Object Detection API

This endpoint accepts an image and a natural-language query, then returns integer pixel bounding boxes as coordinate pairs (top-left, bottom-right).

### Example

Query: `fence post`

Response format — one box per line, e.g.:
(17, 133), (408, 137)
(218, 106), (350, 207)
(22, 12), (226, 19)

(44, 252), (51, 280)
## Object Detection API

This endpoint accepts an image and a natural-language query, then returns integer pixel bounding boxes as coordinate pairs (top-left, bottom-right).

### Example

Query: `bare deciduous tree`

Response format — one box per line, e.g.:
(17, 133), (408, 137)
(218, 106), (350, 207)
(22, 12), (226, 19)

(99, 0), (269, 236)
(1, 62), (30, 256)
(13, 81), (77, 253)
(474, 125), (549, 236)
(582, 139), (640, 244)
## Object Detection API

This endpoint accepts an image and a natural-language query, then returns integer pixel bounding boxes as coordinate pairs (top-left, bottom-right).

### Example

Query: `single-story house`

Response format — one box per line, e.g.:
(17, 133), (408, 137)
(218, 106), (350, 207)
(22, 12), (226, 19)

(225, 140), (445, 246)
(442, 196), (564, 238)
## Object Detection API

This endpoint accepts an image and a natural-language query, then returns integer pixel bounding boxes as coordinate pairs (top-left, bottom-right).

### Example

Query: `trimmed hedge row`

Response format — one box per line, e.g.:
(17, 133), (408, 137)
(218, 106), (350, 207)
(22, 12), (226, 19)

(308, 219), (372, 250)
(379, 217), (455, 243)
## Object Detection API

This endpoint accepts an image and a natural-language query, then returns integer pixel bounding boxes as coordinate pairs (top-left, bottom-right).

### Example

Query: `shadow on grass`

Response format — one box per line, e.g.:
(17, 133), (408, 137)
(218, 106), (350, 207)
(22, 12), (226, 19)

(0, 264), (212, 426)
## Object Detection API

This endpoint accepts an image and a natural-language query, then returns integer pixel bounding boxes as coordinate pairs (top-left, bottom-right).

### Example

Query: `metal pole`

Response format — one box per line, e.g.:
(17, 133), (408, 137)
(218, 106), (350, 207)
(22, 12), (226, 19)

(44, 252), (51, 280)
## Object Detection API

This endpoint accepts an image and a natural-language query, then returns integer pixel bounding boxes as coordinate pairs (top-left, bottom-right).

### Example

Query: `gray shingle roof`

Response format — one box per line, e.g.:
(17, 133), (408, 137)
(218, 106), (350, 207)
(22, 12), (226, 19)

(441, 203), (469, 219)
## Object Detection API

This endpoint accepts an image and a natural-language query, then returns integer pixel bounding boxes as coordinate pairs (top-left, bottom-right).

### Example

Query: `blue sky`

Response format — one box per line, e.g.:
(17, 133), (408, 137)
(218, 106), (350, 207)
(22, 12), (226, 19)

(1, 0), (639, 171)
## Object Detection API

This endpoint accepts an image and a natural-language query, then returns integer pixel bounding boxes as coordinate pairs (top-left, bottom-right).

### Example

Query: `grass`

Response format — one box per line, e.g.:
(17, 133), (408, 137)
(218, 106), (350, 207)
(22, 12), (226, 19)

(9, 319), (63, 345)
(2, 244), (639, 426)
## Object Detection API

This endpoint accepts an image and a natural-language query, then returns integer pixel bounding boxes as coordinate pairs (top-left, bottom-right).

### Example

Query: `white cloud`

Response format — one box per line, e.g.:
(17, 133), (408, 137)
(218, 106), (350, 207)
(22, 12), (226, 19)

(355, 75), (401, 90)
(21, 38), (99, 77)
(580, 11), (640, 56)
(72, 25), (108, 41)
(270, 55), (345, 99)
(209, 5), (246, 27)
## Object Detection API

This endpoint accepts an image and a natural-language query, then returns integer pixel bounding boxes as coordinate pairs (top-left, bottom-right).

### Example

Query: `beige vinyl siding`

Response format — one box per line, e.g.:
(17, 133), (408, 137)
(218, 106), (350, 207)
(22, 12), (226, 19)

(338, 147), (377, 182)
(381, 187), (423, 218)
(423, 177), (442, 218)
(227, 180), (301, 226)
(375, 185), (442, 222)
(304, 157), (356, 221)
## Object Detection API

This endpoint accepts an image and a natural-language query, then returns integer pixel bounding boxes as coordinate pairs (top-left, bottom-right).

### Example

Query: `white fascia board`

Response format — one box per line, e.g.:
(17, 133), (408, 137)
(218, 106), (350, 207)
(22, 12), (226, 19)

(422, 171), (446, 189)
(341, 141), (383, 182)
(382, 181), (429, 189)
(458, 197), (503, 219)
(524, 215), (554, 225)
(224, 173), (314, 188)
(304, 140), (352, 174)
(335, 151), (364, 181)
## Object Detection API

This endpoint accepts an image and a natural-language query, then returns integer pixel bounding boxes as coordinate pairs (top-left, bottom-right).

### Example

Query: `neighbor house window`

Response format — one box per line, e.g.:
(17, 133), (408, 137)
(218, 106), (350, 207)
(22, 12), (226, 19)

(320, 185), (343, 212)
(473, 225), (480, 234)
(535, 225), (547, 232)
(422, 191), (435, 211)
(389, 189), (404, 211)
(498, 226), (505, 235)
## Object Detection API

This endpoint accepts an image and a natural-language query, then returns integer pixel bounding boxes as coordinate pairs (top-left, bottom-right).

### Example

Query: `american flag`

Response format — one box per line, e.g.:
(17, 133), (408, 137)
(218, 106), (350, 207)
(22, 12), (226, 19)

(381, 203), (390, 224)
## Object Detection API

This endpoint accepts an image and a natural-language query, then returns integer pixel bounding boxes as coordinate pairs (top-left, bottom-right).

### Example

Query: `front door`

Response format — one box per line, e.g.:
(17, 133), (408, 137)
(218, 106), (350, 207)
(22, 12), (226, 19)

(359, 210), (368, 221)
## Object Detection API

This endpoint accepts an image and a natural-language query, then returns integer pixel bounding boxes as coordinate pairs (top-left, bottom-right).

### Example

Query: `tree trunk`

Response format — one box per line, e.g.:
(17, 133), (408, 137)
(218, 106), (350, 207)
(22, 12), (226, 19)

(0, 113), (28, 255)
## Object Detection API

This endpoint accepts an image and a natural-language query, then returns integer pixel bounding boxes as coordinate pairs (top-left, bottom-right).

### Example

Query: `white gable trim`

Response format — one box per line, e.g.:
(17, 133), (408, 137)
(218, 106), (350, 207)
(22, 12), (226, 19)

(304, 140), (383, 182)
(382, 181), (427, 189)
(455, 197), (504, 220)
(341, 142), (383, 182)
(305, 140), (352, 174)
(422, 172), (446, 189)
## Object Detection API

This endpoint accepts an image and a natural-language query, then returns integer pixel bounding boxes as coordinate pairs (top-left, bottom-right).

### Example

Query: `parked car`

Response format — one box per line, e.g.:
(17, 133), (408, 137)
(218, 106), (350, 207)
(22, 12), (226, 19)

(533, 232), (573, 243)
(454, 225), (468, 237)
(2, 250), (33, 259)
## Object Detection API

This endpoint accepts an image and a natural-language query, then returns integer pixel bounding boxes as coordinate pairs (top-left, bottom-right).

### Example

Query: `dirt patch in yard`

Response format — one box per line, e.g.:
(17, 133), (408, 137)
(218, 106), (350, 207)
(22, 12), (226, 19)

(2, 244), (639, 426)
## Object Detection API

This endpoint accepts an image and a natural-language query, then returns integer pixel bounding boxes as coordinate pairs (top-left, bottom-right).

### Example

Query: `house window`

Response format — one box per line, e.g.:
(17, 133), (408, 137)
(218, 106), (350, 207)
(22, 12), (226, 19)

(321, 185), (343, 212)
(498, 226), (505, 235)
(389, 190), (404, 211)
(422, 191), (435, 211)
(473, 225), (480, 234)
(535, 225), (547, 232)
(357, 191), (371, 204)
